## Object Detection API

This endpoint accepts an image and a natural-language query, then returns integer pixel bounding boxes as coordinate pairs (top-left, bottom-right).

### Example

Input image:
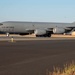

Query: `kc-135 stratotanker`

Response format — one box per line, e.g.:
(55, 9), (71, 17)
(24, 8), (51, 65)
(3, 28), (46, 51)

(0, 21), (75, 37)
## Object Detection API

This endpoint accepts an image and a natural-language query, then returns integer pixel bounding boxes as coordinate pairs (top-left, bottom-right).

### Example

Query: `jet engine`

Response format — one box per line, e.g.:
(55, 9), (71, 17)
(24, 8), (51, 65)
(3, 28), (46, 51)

(53, 27), (65, 34)
(34, 29), (51, 37)
(34, 29), (46, 35)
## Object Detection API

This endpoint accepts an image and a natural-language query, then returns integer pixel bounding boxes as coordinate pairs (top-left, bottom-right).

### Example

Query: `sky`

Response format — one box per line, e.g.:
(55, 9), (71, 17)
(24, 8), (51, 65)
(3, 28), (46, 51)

(0, 0), (75, 22)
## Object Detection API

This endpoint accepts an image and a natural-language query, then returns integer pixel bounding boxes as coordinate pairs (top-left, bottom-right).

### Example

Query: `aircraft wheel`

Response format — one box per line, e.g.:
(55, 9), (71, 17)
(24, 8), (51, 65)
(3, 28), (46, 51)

(6, 33), (9, 37)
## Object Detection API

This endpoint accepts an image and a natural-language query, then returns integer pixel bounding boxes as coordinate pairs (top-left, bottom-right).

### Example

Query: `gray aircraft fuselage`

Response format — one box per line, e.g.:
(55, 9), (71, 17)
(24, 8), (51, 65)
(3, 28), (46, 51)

(0, 21), (75, 36)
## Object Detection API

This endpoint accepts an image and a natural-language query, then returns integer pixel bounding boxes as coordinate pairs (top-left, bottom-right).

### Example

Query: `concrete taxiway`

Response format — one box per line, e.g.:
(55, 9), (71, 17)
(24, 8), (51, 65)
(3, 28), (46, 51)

(0, 34), (75, 41)
(0, 40), (75, 75)
(1, 37), (75, 42)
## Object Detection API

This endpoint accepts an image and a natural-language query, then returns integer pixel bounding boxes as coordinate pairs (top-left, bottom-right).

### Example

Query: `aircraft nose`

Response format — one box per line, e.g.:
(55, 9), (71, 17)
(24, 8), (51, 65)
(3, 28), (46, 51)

(0, 23), (3, 31)
(0, 23), (3, 26)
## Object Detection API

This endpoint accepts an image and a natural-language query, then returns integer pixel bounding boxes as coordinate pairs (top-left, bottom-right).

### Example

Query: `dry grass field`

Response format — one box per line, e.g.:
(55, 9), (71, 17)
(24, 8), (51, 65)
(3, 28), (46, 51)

(49, 62), (75, 75)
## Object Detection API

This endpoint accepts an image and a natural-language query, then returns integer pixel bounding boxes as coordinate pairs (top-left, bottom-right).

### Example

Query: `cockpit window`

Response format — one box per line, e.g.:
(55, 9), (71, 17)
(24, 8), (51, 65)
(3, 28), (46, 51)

(0, 23), (3, 25)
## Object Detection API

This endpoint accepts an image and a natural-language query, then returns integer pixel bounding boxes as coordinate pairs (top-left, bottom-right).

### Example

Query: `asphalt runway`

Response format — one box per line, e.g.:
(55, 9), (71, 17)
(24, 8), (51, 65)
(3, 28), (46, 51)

(0, 40), (75, 75)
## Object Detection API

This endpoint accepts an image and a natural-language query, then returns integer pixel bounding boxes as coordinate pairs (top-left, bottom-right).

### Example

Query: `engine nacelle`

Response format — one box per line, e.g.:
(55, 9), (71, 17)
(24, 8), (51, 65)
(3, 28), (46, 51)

(53, 27), (65, 34)
(34, 29), (46, 35)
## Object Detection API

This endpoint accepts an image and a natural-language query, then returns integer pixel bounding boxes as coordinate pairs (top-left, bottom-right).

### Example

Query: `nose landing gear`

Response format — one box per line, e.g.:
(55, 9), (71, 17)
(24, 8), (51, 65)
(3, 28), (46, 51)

(6, 33), (9, 37)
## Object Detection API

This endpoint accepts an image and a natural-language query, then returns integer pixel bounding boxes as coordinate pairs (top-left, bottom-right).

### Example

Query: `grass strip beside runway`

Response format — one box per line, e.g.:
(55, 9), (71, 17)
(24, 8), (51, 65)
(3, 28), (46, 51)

(49, 61), (75, 75)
